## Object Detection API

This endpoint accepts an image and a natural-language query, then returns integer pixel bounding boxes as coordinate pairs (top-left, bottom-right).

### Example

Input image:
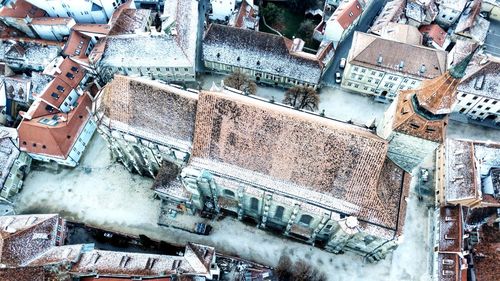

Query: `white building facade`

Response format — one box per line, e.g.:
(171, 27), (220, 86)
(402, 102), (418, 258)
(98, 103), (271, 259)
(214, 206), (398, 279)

(209, 0), (236, 21)
(435, 0), (467, 27)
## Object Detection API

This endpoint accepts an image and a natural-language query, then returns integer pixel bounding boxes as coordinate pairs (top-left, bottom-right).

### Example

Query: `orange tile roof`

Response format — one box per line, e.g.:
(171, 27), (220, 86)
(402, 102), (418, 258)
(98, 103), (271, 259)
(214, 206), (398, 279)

(72, 24), (111, 35)
(30, 17), (73, 26)
(0, 0), (46, 18)
(332, 0), (363, 29)
(63, 31), (91, 58)
(438, 205), (463, 253)
(419, 24), (447, 47)
(18, 93), (92, 159)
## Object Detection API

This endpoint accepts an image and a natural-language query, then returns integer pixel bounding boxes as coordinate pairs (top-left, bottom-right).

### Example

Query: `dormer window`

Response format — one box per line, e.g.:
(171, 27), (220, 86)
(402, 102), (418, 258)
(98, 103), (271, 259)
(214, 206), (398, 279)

(257, 60), (260, 66)
(216, 52), (220, 58)
(56, 85), (65, 92)
(237, 56), (240, 62)
(45, 105), (54, 112)
(70, 66), (78, 72)
(51, 92), (59, 99)
(66, 72), (74, 79)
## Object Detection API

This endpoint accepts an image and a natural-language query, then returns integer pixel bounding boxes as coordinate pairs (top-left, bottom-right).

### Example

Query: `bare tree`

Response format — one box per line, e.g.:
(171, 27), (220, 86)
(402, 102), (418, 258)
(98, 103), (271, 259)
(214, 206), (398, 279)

(275, 255), (327, 281)
(283, 86), (319, 111)
(223, 70), (257, 95)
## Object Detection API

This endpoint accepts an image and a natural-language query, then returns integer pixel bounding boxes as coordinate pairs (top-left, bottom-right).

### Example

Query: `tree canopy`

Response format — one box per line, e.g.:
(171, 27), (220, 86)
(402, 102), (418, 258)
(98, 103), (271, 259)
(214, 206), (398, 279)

(282, 86), (319, 111)
(224, 70), (257, 95)
(262, 3), (285, 26)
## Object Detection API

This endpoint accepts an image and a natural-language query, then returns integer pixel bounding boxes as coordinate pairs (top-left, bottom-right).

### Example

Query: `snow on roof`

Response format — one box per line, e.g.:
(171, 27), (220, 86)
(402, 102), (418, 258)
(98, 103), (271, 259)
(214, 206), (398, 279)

(30, 72), (52, 98)
(473, 141), (500, 176)
(189, 91), (408, 236)
(369, 0), (406, 35)
(438, 205), (463, 252)
(0, 266), (47, 281)
(99, 75), (198, 151)
(0, 40), (60, 69)
(458, 54), (500, 99)
(70, 248), (207, 277)
(100, 34), (193, 68)
(438, 0), (467, 12)
(202, 24), (323, 84)
(329, 0), (363, 30)
(444, 139), (479, 202)
(449, 38), (479, 67)
(455, 10), (490, 44)
(0, 214), (59, 266)
(349, 31), (447, 79)
(0, 127), (19, 186)
(108, 8), (151, 36)
(380, 22), (423, 45)
(27, 244), (83, 266)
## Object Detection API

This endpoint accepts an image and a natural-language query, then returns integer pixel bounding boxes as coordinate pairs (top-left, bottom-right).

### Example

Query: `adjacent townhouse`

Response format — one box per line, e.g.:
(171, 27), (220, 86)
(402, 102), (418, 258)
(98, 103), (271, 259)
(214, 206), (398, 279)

(454, 0), (491, 44)
(25, 0), (130, 24)
(0, 38), (62, 71)
(420, 24), (451, 50)
(452, 54), (500, 126)
(0, 126), (31, 199)
(314, 0), (363, 47)
(17, 58), (97, 167)
(342, 31), (447, 102)
(0, 213), (221, 280)
(435, 0), (468, 28)
(228, 0), (259, 30)
(405, 0), (438, 27)
(481, 0), (500, 21)
(435, 139), (500, 208)
(369, 0), (406, 35)
(93, 0), (198, 83)
(29, 17), (75, 41)
(203, 24), (333, 89)
(0, 0), (47, 38)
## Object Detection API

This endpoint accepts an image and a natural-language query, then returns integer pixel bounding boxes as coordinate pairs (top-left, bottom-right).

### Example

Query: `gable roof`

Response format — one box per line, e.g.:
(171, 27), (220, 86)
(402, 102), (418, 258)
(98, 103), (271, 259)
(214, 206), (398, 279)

(98, 75), (198, 151)
(349, 31), (447, 79)
(189, 90), (409, 235)
(330, 0), (363, 29)
(458, 55), (500, 99)
(203, 24), (323, 84)
(108, 8), (151, 36)
(0, 0), (46, 18)
(419, 24), (447, 47)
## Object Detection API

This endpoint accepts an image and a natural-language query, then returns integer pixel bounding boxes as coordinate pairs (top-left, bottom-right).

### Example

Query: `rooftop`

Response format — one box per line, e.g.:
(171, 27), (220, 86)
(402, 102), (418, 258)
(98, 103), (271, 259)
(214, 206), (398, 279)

(62, 31), (92, 58)
(329, 0), (363, 29)
(189, 90), (409, 236)
(473, 224), (500, 281)
(444, 139), (479, 202)
(349, 31), (447, 79)
(108, 8), (151, 36)
(438, 0), (468, 11)
(458, 54), (500, 99)
(380, 22), (423, 45)
(0, 40), (61, 69)
(0, 0), (46, 18)
(369, 0), (406, 35)
(98, 76), (198, 151)
(438, 205), (463, 253)
(30, 17), (74, 26)
(419, 24), (447, 47)
(203, 24), (323, 84)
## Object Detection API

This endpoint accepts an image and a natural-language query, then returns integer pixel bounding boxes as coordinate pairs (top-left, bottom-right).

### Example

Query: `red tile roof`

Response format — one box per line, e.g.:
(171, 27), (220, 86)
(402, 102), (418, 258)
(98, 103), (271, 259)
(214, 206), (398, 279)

(30, 17), (73, 26)
(438, 206), (463, 253)
(0, 0), (46, 18)
(420, 24), (447, 47)
(63, 31), (92, 58)
(332, 0), (363, 29)
(72, 24), (111, 36)
(18, 93), (92, 159)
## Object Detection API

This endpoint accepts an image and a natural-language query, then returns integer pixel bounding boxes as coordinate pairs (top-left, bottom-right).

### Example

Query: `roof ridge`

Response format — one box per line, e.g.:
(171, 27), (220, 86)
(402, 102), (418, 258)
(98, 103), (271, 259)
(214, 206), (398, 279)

(1, 214), (58, 241)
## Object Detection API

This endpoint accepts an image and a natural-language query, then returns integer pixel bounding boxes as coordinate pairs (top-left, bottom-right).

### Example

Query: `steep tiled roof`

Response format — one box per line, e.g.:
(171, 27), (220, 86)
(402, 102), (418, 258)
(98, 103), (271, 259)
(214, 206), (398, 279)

(438, 206), (463, 253)
(349, 31), (447, 79)
(203, 24), (323, 84)
(189, 91), (408, 234)
(0, 214), (59, 266)
(330, 0), (363, 29)
(108, 8), (151, 36)
(0, 0), (46, 18)
(18, 93), (92, 158)
(458, 55), (500, 99)
(0, 266), (46, 281)
(419, 24), (447, 47)
(98, 76), (198, 151)
(30, 17), (74, 26)
(62, 31), (92, 58)
(444, 139), (479, 202)
(71, 24), (111, 36)
(369, 0), (406, 35)
(380, 22), (422, 45)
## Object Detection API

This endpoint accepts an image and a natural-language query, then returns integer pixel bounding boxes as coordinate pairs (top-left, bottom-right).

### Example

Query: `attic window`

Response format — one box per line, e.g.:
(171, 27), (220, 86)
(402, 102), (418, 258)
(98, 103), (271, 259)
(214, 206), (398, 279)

(410, 122), (420, 129)
(66, 135), (71, 139)
(237, 56), (240, 62)
(42, 145), (46, 149)
(474, 75), (485, 90)
(216, 52), (220, 58)
(419, 64), (426, 74)
(32, 143), (37, 147)
(377, 55), (383, 64)
(51, 92), (59, 99)
(66, 72), (75, 79)
(349, 11), (354, 17)
(442, 259), (455, 265)
(425, 126), (436, 132)
(442, 270), (454, 276)
(71, 66), (78, 72)
(257, 60), (260, 66)
(22, 141), (27, 145)
(45, 105), (54, 112)
(56, 85), (65, 92)
(444, 235), (456, 240)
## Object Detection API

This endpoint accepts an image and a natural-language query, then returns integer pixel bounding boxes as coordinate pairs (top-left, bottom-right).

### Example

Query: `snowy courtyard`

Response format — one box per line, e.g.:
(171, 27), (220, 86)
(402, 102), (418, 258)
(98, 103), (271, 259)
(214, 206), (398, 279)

(13, 133), (433, 281)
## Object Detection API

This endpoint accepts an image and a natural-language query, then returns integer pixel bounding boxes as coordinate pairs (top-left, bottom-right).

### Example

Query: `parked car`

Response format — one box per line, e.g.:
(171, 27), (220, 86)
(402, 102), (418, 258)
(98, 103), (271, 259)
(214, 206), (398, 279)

(335, 72), (342, 83)
(340, 58), (346, 69)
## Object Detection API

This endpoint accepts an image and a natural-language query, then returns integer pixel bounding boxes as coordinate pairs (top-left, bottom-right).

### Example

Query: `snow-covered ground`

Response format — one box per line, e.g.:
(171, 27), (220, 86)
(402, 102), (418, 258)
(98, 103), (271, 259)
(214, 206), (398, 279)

(14, 134), (433, 281)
